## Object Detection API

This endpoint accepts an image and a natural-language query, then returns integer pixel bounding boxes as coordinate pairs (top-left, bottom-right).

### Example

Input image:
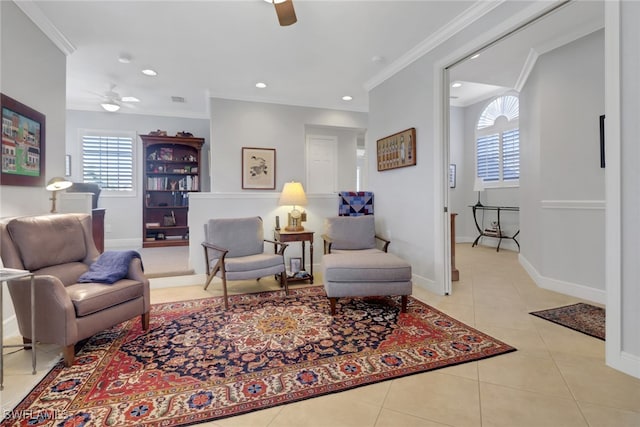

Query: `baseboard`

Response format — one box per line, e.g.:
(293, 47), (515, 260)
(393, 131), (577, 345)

(518, 254), (606, 304)
(412, 273), (440, 295)
(607, 351), (640, 379)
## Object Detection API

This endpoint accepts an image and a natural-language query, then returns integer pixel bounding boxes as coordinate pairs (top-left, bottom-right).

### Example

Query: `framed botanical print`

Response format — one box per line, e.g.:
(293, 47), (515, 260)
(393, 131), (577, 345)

(242, 147), (276, 190)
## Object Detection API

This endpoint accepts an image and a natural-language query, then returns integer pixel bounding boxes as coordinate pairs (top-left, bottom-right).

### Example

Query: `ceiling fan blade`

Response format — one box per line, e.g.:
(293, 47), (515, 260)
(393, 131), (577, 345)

(274, 0), (297, 26)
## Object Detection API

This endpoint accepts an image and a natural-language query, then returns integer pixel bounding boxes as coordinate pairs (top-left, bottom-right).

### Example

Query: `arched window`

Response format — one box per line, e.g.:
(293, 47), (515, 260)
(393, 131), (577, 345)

(476, 95), (519, 185)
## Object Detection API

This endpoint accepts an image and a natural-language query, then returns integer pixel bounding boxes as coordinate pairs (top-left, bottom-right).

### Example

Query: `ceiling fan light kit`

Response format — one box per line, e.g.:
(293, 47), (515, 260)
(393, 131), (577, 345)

(100, 101), (121, 112)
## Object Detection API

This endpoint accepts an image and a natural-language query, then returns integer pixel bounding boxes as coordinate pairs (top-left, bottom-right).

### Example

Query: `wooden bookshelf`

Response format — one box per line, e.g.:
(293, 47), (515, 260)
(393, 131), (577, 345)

(140, 134), (204, 248)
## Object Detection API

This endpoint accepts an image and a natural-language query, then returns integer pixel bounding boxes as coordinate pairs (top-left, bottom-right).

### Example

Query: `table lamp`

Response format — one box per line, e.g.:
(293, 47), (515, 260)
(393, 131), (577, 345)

(473, 177), (485, 207)
(46, 177), (72, 213)
(278, 181), (307, 231)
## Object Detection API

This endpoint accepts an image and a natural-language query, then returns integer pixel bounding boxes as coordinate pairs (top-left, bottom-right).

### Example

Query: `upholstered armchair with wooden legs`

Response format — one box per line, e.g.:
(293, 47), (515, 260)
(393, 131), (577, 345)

(0, 214), (150, 367)
(320, 215), (412, 315)
(202, 216), (289, 309)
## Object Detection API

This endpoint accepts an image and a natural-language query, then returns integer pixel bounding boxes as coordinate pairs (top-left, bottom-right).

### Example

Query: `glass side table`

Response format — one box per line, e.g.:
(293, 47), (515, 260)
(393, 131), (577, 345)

(0, 268), (36, 390)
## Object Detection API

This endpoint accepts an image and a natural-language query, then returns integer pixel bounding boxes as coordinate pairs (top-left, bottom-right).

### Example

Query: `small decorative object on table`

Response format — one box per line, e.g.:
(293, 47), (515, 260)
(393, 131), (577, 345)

(290, 257), (302, 274)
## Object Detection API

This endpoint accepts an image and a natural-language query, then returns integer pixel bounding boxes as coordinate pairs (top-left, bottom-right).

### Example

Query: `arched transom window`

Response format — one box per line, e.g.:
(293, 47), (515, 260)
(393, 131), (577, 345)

(476, 95), (519, 185)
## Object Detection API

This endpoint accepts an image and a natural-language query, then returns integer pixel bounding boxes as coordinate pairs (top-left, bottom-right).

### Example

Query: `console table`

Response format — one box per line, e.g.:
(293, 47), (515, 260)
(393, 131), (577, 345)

(470, 205), (520, 252)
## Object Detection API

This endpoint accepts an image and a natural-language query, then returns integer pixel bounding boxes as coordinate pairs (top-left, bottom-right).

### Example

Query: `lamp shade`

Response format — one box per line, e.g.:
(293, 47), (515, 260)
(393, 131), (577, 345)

(473, 177), (485, 192)
(46, 177), (72, 192)
(279, 182), (307, 206)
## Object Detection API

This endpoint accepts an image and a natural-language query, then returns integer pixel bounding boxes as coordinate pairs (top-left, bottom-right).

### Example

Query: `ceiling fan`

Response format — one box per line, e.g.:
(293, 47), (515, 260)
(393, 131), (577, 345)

(265, 0), (297, 26)
(94, 84), (139, 112)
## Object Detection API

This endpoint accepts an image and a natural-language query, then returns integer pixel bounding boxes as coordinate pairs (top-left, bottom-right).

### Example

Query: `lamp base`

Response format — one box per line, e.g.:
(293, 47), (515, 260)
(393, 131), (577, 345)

(286, 213), (304, 232)
(475, 191), (483, 207)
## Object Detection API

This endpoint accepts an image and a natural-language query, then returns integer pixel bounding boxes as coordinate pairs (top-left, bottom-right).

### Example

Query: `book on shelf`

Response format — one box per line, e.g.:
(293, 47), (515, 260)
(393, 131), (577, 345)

(288, 270), (310, 279)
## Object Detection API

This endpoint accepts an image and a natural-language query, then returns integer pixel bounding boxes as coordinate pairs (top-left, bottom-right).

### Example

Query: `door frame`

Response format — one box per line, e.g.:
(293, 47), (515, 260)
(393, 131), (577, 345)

(305, 134), (338, 194)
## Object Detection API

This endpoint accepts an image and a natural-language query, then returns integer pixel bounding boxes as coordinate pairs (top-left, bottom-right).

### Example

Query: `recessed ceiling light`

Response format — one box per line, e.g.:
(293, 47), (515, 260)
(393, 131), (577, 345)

(256, 82), (267, 89)
(142, 69), (157, 76)
(342, 95), (353, 101)
(471, 53), (480, 59)
(451, 82), (463, 88)
(118, 54), (132, 64)
(121, 96), (140, 103)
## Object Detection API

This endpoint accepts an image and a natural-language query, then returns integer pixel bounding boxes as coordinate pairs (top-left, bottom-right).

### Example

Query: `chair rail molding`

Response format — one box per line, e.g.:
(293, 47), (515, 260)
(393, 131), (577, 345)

(540, 199), (605, 210)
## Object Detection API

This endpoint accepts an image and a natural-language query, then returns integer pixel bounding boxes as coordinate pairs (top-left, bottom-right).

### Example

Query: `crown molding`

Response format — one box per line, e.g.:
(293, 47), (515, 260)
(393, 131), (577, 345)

(514, 17), (603, 93)
(13, 0), (75, 55)
(364, 0), (505, 92)
(514, 48), (539, 93)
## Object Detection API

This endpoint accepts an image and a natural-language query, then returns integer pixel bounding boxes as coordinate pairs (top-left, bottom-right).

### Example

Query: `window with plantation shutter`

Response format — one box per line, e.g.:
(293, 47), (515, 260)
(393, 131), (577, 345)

(475, 95), (519, 186)
(81, 132), (134, 191)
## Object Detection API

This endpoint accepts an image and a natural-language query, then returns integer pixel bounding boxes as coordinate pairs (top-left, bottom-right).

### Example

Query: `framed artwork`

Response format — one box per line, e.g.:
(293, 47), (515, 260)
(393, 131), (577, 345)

(1, 93), (46, 186)
(449, 164), (456, 188)
(242, 147), (276, 190)
(376, 127), (416, 171)
(290, 257), (302, 273)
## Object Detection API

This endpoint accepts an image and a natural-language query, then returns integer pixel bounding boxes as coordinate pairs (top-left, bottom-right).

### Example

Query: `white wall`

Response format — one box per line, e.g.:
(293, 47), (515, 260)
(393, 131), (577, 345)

(448, 106), (466, 230)
(0, 1), (66, 218)
(0, 1), (67, 336)
(209, 98), (367, 194)
(519, 30), (605, 302)
(618, 0), (640, 371)
(65, 110), (210, 247)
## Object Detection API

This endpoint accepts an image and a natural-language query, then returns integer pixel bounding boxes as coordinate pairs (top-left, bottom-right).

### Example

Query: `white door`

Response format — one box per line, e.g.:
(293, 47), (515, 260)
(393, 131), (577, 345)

(306, 135), (337, 194)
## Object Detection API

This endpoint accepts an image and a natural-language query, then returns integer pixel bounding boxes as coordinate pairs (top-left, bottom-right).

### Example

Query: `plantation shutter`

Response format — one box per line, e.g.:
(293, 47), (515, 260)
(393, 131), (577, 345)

(82, 134), (134, 190)
(502, 129), (520, 181)
(476, 133), (500, 182)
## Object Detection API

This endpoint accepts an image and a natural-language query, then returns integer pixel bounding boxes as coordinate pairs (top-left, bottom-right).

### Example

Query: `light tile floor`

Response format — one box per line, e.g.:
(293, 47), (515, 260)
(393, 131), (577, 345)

(2, 244), (639, 426)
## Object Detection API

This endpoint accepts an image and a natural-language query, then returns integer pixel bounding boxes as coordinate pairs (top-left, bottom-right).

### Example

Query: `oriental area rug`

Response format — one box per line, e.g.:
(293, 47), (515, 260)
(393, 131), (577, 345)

(530, 302), (605, 340)
(4, 287), (515, 427)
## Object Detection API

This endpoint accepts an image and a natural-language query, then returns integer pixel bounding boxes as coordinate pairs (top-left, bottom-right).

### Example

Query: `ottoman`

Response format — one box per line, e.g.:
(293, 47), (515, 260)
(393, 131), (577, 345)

(321, 252), (412, 315)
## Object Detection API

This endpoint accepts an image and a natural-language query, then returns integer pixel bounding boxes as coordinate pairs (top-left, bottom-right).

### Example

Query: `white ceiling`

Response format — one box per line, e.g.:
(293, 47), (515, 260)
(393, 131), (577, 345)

(449, 0), (603, 107)
(26, 0), (603, 117)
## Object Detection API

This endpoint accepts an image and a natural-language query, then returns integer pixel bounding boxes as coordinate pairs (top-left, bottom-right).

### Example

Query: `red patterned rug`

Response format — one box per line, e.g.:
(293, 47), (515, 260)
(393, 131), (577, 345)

(530, 302), (605, 340)
(3, 286), (515, 426)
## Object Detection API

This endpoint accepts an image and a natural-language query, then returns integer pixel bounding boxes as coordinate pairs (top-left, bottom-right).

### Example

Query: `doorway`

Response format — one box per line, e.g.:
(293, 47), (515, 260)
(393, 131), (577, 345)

(443, 0), (604, 293)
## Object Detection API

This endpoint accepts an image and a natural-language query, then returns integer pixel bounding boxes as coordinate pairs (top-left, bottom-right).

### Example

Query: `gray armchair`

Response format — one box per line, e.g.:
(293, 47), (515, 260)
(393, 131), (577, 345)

(0, 214), (150, 367)
(321, 215), (411, 315)
(202, 216), (288, 309)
